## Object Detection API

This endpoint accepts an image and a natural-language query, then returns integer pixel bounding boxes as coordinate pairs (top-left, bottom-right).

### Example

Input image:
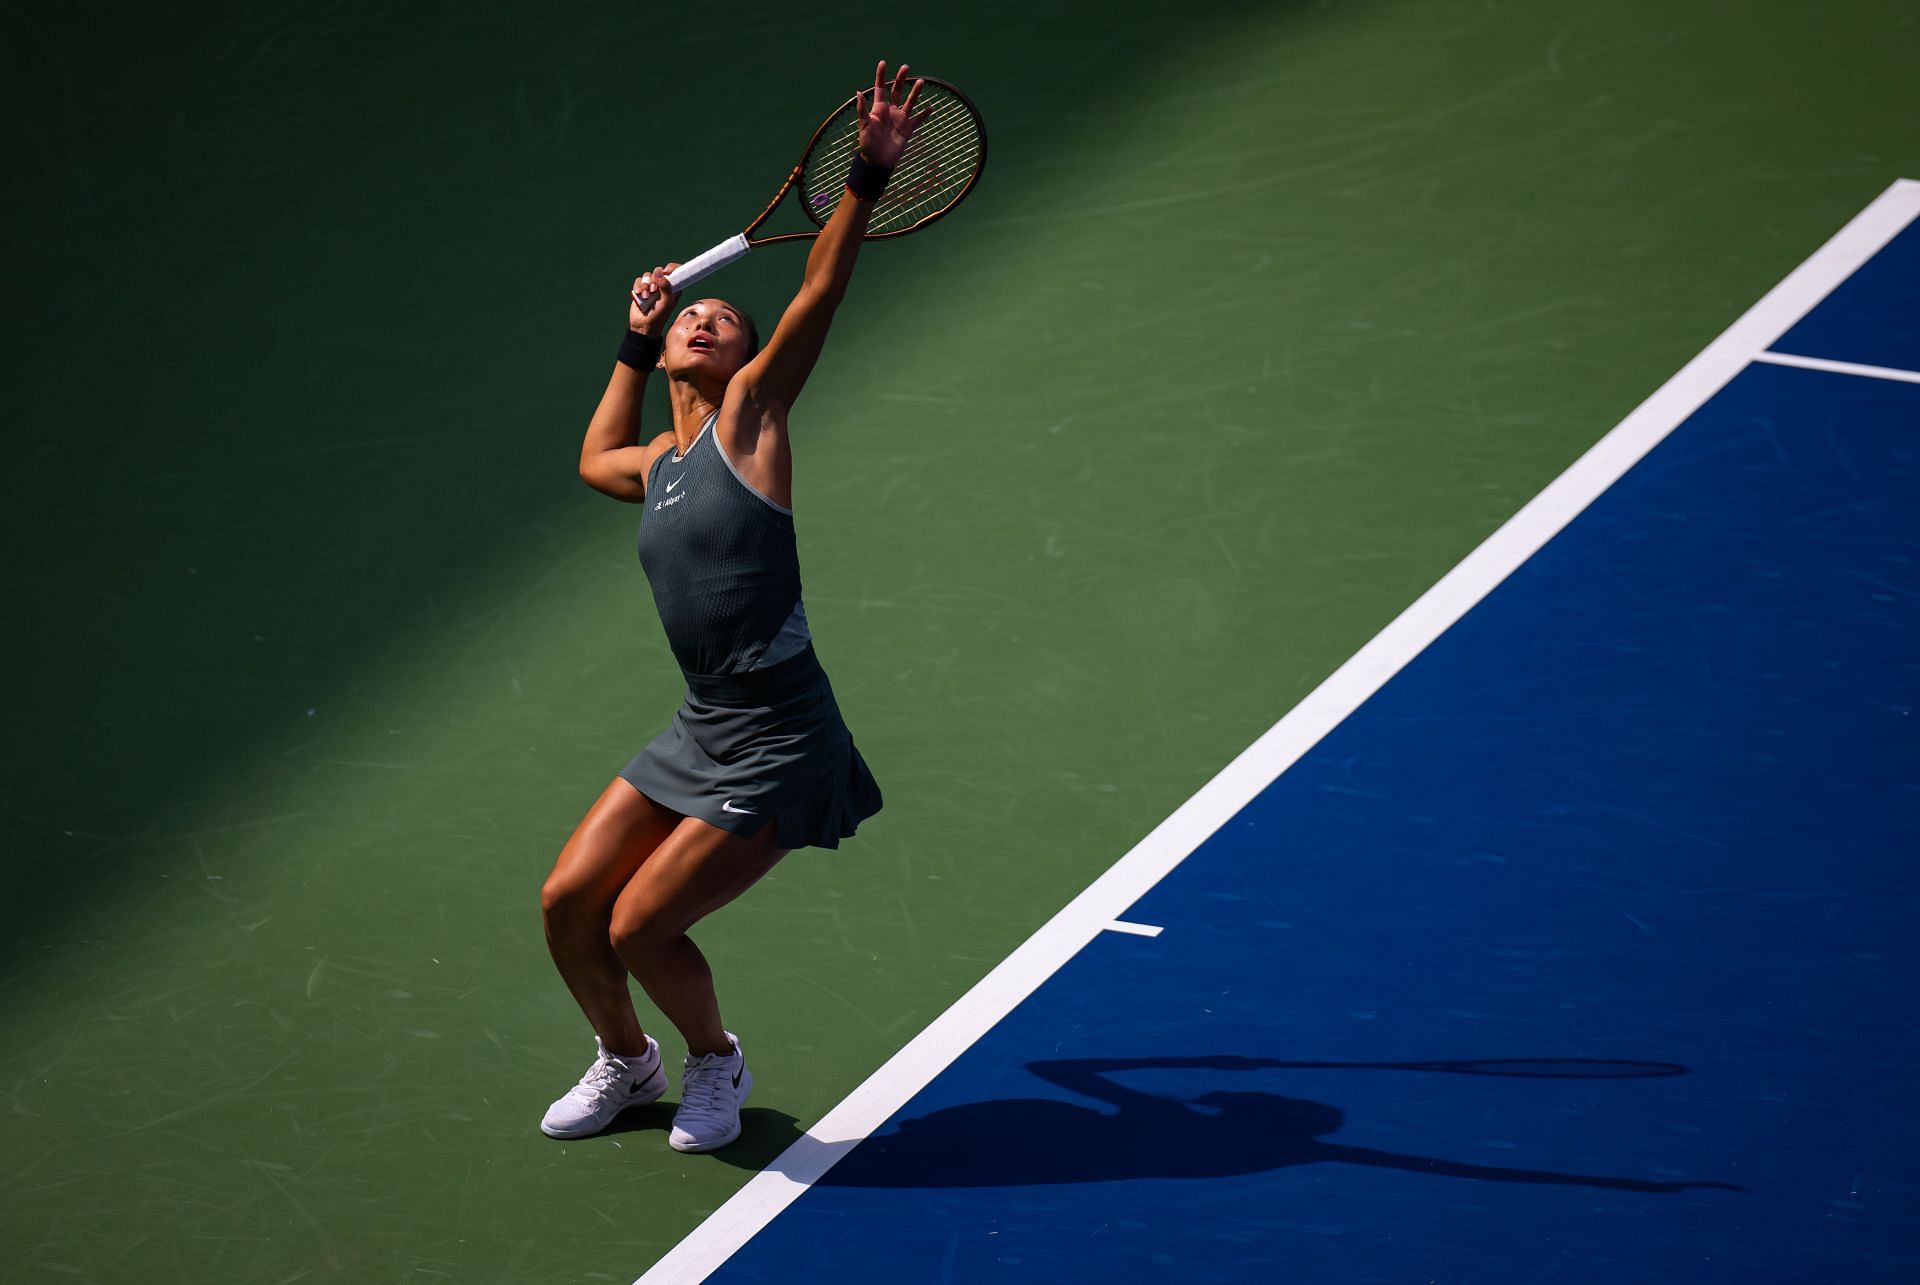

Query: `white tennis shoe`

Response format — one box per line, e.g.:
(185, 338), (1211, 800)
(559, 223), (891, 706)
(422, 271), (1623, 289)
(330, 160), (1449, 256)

(540, 1035), (667, 1138)
(669, 1032), (751, 1153)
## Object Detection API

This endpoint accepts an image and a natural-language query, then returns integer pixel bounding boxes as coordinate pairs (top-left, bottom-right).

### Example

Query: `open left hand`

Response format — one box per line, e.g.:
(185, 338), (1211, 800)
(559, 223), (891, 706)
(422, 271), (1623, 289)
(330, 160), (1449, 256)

(855, 60), (933, 170)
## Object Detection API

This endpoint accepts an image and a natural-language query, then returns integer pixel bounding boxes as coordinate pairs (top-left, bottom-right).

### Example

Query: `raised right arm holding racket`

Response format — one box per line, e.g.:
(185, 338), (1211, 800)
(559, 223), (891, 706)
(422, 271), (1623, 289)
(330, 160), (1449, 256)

(578, 60), (987, 507)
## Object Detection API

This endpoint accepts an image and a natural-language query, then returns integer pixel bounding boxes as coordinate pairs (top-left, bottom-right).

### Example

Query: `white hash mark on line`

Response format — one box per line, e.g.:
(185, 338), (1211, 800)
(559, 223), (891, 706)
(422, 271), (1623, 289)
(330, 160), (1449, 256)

(1104, 920), (1165, 938)
(1753, 350), (1920, 385)
(634, 177), (1920, 1285)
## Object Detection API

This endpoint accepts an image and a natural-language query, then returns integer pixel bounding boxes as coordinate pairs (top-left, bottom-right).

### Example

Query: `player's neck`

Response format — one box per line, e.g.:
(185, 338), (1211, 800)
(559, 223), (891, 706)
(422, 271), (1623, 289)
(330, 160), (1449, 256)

(667, 378), (724, 451)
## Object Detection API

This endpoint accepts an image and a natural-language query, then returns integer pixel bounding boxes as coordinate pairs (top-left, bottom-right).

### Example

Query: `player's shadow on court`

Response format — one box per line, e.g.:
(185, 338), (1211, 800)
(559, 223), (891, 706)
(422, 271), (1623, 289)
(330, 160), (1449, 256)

(598, 1103), (808, 1170)
(810, 1055), (1744, 1192)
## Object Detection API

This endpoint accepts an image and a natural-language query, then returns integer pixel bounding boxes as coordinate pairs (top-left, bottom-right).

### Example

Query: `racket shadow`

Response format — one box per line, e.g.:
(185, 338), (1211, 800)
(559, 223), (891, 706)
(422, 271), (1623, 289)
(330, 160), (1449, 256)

(803, 1054), (1745, 1192)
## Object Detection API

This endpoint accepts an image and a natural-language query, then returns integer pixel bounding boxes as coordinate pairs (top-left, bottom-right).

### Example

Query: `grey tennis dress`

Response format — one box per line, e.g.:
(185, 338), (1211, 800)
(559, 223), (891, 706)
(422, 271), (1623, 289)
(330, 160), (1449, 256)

(617, 411), (882, 850)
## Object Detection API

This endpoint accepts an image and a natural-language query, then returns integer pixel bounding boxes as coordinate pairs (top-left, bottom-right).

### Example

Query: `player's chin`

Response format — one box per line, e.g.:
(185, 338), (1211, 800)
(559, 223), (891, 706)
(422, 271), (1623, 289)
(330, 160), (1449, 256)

(672, 350), (743, 378)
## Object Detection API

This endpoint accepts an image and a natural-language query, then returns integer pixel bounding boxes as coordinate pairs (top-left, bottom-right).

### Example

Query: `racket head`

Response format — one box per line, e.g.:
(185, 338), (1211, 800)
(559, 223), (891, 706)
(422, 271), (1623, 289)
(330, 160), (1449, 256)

(795, 76), (987, 239)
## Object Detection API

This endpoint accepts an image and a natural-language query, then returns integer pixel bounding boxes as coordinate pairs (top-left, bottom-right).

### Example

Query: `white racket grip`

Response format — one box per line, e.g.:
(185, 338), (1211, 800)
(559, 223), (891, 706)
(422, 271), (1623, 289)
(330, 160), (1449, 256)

(665, 233), (751, 294)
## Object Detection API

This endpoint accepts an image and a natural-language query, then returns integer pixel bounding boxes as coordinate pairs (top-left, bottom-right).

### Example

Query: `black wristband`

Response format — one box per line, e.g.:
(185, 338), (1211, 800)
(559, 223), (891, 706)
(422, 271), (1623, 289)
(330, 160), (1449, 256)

(845, 150), (894, 201)
(618, 329), (663, 371)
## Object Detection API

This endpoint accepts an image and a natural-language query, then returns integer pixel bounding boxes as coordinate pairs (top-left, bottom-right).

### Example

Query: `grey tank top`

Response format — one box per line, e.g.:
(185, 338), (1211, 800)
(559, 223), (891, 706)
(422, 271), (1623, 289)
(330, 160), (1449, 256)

(637, 412), (812, 677)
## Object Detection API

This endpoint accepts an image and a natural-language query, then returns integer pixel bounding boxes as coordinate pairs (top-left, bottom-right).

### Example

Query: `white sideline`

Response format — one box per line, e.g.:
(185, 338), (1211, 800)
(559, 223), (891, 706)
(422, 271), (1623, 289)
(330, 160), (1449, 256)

(1754, 350), (1920, 385)
(635, 177), (1920, 1284)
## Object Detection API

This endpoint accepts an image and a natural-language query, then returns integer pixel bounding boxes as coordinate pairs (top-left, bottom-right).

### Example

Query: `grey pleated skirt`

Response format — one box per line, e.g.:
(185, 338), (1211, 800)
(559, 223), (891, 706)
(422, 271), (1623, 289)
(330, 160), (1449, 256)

(618, 644), (883, 851)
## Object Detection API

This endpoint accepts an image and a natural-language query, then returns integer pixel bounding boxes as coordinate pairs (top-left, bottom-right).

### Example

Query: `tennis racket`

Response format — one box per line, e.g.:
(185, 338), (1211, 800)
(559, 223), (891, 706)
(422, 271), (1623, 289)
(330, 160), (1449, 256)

(636, 72), (987, 309)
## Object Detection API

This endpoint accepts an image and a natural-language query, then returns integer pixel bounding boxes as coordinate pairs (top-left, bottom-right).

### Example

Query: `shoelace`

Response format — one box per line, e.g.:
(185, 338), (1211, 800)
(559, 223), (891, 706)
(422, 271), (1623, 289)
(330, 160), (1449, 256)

(575, 1053), (643, 1099)
(678, 1058), (735, 1120)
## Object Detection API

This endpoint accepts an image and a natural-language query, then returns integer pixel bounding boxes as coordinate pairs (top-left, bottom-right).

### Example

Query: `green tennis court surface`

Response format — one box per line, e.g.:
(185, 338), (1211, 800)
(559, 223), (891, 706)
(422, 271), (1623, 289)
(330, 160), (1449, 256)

(4, 1), (1915, 1279)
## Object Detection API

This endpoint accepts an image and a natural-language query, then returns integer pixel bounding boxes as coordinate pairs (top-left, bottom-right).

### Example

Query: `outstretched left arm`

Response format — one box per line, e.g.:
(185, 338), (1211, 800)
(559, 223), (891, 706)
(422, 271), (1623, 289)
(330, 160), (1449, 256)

(727, 60), (931, 421)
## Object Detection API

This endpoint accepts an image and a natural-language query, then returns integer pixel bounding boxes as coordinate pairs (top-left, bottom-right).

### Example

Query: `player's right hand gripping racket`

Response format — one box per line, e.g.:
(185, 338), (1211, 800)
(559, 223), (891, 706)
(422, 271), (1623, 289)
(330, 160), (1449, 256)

(636, 74), (987, 309)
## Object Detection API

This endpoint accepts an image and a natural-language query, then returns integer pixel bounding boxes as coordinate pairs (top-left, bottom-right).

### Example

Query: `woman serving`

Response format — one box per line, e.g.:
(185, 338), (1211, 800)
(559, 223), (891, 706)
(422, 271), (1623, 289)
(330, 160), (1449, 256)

(538, 61), (929, 1153)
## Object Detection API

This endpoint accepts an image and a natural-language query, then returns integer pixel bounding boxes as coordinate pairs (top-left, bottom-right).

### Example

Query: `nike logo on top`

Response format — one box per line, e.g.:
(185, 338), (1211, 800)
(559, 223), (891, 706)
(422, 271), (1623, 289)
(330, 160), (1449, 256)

(665, 475), (684, 492)
(720, 799), (756, 814)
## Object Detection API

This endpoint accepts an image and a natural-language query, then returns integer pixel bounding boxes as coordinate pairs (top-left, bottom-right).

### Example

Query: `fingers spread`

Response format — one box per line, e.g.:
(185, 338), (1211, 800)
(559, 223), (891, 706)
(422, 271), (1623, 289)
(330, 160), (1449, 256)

(900, 77), (923, 115)
(890, 63), (908, 104)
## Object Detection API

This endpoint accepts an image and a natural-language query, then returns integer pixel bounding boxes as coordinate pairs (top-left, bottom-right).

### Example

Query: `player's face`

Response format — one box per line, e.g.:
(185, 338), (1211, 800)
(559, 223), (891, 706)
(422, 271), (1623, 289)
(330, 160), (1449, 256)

(665, 299), (752, 379)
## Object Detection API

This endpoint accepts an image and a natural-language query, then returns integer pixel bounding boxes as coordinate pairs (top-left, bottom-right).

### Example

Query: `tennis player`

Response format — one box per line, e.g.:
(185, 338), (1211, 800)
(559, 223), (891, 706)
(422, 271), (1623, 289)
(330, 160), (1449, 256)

(537, 61), (929, 1153)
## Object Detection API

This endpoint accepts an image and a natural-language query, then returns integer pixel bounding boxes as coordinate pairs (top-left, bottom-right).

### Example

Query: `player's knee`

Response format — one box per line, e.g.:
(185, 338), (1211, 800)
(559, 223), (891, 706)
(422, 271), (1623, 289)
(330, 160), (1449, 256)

(607, 908), (670, 962)
(540, 873), (602, 930)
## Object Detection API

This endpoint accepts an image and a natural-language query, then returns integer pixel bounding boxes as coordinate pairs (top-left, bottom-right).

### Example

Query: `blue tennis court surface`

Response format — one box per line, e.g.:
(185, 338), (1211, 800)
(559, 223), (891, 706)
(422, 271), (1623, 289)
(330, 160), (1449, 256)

(700, 204), (1920, 1282)
(1775, 219), (1920, 372)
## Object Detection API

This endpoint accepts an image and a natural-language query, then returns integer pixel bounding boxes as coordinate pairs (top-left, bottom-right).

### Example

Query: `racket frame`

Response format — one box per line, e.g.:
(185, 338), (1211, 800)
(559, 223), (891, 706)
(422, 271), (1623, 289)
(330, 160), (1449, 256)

(644, 76), (986, 303)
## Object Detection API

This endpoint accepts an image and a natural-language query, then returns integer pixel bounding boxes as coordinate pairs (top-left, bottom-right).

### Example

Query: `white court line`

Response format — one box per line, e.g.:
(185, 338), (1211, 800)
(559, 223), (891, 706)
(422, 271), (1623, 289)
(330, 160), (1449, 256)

(635, 176), (1920, 1285)
(1104, 920), (1165, 938)
(1754, 350), (1920, 385)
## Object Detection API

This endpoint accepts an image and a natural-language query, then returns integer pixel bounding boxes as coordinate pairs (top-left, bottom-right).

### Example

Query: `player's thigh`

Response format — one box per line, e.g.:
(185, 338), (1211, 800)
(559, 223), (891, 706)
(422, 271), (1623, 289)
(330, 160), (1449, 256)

(542, 779), (684, 914)
(608, 816), (788, 949)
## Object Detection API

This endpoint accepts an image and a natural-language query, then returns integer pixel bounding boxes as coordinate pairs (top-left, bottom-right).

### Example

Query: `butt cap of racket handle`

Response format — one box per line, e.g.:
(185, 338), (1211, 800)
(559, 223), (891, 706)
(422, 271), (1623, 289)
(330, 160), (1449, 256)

(642, 234), (751, 308)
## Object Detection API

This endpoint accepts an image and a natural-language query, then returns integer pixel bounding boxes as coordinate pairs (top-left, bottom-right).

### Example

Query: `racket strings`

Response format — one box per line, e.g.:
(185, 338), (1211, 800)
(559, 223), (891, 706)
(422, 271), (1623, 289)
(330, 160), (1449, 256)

(800, 86), (983, 236)
(860, 112), (977, 191)
(804, 91), (956, 167)
(872, 127), (978, 231)
(808, 102), (976, 180)
(866, 115), (979, 232)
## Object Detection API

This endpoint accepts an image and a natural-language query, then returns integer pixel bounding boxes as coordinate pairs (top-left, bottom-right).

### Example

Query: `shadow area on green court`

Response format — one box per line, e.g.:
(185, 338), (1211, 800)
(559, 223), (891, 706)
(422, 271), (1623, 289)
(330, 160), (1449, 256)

(0, 0), (1294, 978)
(577, 1105), (807, 1171)
(807, 1055), (1743, 1192)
